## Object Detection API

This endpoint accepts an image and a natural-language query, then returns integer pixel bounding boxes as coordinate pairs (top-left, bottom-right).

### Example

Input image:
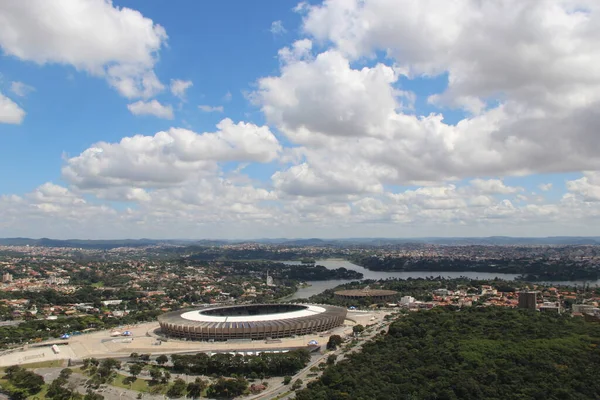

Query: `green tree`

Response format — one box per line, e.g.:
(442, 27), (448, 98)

(186, 377), (207, 398)
(156, 354), (169, 365)
(161, 371), (171, 385)
(84, 389), (104, 400)
(129, 363), (143, 379)
(59, 368), (73, 380)
(352, 324), (365, 335)
(292, 378), (303, 390)
(326, 334), (343, 350)
(283, 376), (292, 385)
(167, 378), (187, 398)
(149, 367), (162, 383)
(207, 377), (248, 398)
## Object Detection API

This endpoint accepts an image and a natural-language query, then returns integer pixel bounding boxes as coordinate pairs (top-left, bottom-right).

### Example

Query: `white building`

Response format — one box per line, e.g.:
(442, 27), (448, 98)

(400, 296), (415, 305)
(266, 271), (274, 287)
(572, 304), (595, 314)
(101, 300), (123, 306)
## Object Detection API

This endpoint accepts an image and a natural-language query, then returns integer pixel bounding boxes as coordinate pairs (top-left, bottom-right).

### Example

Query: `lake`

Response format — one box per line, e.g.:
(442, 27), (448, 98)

(284, 259), (600, 300)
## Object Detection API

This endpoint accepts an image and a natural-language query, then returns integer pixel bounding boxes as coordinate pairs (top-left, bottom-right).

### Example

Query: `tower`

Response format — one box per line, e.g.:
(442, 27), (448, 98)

(518, 291), (537, 310)
(266, 271), (274, 286)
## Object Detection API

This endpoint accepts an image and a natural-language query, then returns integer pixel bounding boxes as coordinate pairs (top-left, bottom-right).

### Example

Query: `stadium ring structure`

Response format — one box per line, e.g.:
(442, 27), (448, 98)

(158, 304), (347, 341)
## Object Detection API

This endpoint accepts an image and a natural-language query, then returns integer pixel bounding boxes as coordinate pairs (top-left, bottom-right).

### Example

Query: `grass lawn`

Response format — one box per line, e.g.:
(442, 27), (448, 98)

(21, 360), (66, 370)
(27, 384), (48, 400)
(91, 282), (104, 288)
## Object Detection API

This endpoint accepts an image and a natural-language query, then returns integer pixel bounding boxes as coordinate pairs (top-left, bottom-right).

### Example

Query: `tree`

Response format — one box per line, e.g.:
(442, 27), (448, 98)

(186, 378), (207, 399)
(129, 363), (143, 379)
(326, 334), (343, 350)
(161, 370), (171, 384)
(149, 367), (162, 383)
(3, 366), (44, 396)
(207, 377), (248, 398)
(283, 376), (292, 385)
(327, 354), (337, 365)
(352, 325), (365, 335)
(84, 389), (104, 400)
(292, 379), (303, 390)
(167, 378), (187, 398)
(130, 352), (139, 359)
(156, 354), (169, 365)
(59, 368), (73, 380)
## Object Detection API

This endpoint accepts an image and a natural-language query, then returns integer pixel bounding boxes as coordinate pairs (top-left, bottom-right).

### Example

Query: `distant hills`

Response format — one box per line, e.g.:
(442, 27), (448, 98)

(1, 236), (600, 250)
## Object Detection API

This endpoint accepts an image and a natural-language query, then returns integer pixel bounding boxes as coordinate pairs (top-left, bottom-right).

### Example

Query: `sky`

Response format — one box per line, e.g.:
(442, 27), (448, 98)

(1, 0), (600, 240)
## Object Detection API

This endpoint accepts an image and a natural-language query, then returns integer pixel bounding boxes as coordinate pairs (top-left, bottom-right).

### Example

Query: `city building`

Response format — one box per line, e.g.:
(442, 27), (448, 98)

(539, 302), (561, 314)
(2, 272), (12, 283)
(518, 291), (538, 310)
(572, 304), (595, 314)
(400, 296), (415, 305)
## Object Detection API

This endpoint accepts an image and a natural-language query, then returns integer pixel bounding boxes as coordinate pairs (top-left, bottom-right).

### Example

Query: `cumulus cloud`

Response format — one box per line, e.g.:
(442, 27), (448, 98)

(302, 0), (600, 110)
(198, 105), (224, 113)
(0, 92), (26, 124)
(539, 183), (553, 192)
(0, 0), (168, 98)
(566, 172), (600, 202)
(127, 99), (174, 119)
(170, 79), (193, 100)
(10, 81), (35, 97)
(62, 118), (281, 189)
(251, 1), (600, 196)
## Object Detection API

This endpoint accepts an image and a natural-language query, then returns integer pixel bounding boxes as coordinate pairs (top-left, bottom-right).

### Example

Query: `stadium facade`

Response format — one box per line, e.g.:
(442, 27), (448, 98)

(158, 304), (347, 341)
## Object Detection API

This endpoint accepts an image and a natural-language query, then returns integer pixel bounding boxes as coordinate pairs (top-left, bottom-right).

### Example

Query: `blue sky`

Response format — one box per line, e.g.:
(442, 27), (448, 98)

(0, 0), (599, 239)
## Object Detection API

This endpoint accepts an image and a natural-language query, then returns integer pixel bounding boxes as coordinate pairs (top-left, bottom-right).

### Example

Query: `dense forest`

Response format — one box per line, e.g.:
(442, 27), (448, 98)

(353, 255), (599, 281)
(297, 307), (600, 400)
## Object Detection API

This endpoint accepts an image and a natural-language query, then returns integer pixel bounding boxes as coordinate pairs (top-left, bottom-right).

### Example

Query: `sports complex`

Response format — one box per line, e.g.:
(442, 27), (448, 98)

(158, 303), (347, 341)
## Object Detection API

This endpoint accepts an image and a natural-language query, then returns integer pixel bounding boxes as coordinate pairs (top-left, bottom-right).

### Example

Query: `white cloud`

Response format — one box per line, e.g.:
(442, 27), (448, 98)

(127, 100), (174, 119)
(0, 92), (26, 124)
(170, 79), (193, 100)
(253, 34), (600, 196)
(0, 0), (168, 98)
(270, 20), (287, 35)
(301, 0), (600, 111)
(62, 118), (281, 189)
(10, 81), (35, 97)
(566, 172), (600, 202)
(223, 91), (232, 102)
(198, 105), (224, 113)
(469, 179), (521, 195)
(538, 183), (553, 191)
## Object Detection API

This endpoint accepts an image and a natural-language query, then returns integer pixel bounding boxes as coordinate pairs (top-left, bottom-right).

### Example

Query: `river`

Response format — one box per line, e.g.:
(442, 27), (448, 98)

(284, 259), (600, 300)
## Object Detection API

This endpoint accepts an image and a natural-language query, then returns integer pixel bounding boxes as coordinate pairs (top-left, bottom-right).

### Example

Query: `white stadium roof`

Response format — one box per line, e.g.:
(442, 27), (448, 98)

(180, 305), (327, 323)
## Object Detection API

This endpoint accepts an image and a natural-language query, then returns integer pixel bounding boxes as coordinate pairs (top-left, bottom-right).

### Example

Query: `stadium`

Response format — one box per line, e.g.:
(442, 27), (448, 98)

(334, 288), (398, 302)
(158, 304), (347, 341)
